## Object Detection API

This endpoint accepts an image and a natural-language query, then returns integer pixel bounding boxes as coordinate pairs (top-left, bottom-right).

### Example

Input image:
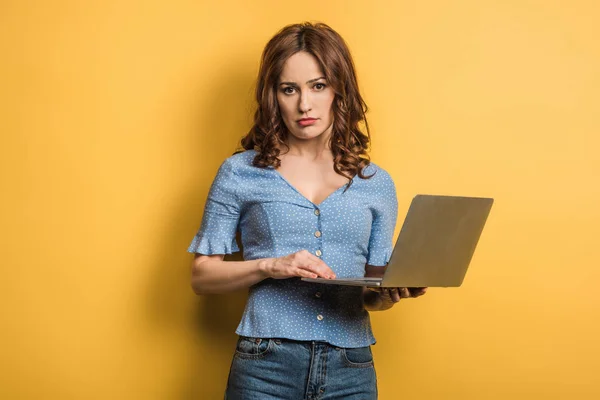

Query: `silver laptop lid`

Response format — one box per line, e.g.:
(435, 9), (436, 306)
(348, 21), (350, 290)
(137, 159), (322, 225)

(380, 194), (493, 287)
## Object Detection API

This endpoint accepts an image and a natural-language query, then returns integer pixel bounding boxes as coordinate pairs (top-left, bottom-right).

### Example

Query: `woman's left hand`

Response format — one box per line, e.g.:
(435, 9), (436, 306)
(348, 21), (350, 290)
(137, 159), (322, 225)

(380, 287), (428, 302)
(363, 287), (428, 311)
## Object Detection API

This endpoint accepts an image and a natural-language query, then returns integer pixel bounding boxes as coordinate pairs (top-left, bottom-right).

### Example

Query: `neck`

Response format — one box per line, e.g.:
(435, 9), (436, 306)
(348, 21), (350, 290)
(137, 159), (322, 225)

(280, 127), (334, 161)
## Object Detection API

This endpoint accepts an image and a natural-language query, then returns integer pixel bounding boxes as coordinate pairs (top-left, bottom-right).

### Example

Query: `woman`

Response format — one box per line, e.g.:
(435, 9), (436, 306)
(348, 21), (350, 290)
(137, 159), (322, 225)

(189, 22), (427, 399)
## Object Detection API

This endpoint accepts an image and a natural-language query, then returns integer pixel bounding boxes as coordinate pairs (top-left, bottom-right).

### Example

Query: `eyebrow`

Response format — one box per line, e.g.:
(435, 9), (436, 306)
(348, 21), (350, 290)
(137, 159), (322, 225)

(278, 76), (326, 86)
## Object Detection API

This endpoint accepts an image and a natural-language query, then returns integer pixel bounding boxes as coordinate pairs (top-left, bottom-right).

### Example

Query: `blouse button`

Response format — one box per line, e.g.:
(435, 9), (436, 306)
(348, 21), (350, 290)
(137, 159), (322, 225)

(315, 291), (322, 298)
(314, 209), (320, 216)
(315, 249), (322, 257)
(317, 314), (324, 321)
(314, 230), (321, 238)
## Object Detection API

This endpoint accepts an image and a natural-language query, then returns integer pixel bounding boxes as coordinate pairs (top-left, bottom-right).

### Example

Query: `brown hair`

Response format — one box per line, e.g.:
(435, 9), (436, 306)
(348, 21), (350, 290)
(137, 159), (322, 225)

(235, 21), (375, 189)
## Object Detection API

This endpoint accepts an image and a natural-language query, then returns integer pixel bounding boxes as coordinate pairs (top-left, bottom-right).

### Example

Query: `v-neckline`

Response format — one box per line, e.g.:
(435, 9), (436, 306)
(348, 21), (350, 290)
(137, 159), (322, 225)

(271, 167), (350, 207)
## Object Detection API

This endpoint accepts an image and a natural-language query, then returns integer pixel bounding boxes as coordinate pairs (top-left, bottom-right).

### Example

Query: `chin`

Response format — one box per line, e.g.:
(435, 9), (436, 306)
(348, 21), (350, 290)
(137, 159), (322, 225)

(292, 130), (323, 140)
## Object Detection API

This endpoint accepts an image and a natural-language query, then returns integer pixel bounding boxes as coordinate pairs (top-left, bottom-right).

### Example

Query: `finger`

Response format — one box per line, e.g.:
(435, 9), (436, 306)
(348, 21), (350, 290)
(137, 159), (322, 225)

(290, 256), (328, 278)
(389, 288), (401, 302)
(309, 253), (335, 275)
(294, 267), (318, 279)
(298, 263), (335, 279)
(305, 253), (336, 279)
(411, 287), (428, 297)
(399, 287), (411, 298)
(379, 288), (390, 300)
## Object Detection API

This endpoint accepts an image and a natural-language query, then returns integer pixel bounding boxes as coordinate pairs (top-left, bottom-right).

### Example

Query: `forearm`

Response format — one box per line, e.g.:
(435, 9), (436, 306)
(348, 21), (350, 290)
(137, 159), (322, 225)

(363, 264), (395, 311)
(363, 287), (396, 311)
(191, 257), (273, 295)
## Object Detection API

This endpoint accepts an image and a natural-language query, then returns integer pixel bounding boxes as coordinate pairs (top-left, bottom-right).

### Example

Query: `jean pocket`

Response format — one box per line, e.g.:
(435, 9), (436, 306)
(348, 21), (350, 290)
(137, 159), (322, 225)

(341, 346), (374, 368)
(234, 336), (274, 359)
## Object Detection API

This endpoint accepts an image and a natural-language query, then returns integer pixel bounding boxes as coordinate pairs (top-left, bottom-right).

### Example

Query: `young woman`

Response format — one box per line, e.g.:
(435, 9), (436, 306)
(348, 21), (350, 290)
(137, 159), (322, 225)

(189, 21), (427, 400)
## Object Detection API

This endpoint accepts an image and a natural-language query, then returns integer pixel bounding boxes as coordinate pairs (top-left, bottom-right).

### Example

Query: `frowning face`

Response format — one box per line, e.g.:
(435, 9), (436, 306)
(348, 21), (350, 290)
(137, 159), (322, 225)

(277, 51), (335, 144)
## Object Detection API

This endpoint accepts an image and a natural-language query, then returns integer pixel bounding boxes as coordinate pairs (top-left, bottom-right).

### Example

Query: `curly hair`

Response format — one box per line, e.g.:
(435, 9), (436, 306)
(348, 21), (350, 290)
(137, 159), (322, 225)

(235, 21), (375, 190)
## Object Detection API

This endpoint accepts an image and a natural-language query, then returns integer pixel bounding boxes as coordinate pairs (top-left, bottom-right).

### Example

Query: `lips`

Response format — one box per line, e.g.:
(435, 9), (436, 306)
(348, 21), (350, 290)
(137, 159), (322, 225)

(297, 118), (317, 126)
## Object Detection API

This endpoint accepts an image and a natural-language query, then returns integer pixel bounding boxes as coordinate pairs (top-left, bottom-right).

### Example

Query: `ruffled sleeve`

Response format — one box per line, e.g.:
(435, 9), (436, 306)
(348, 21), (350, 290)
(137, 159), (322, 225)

(365, 168), (398, 266)
(187, 158), (241, 255)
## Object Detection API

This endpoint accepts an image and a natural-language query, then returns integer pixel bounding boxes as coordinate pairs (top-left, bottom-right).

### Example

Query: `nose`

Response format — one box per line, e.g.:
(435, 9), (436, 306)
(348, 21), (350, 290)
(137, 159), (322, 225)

(299, 90), (312, 114)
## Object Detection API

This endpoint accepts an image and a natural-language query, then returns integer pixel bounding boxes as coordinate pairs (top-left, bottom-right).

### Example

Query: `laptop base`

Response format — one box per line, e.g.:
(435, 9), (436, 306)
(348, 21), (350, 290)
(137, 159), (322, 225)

(301, 277), (383, 287)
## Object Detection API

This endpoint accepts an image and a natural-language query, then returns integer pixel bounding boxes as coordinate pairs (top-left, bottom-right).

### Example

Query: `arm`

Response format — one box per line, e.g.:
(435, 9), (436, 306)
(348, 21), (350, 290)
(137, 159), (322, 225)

(362, 264), (428, 311)
(191, 254), (270, 295)
(362, 264), (395, 311)
(191, 250), (335, 295)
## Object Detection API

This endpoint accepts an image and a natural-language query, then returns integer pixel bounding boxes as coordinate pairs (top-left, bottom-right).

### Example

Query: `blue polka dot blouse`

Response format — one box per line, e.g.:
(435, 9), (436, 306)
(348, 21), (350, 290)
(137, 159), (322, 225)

(187, 149), (398, 348)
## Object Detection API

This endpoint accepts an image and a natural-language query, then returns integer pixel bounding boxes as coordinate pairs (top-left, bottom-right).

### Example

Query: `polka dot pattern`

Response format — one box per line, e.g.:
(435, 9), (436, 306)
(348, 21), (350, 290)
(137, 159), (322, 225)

(187, 149), (398, 348)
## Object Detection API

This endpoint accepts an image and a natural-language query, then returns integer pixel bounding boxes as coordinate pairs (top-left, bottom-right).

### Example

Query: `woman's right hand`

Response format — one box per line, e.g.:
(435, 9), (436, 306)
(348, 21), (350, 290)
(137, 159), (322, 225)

(260, 250), (336, 280)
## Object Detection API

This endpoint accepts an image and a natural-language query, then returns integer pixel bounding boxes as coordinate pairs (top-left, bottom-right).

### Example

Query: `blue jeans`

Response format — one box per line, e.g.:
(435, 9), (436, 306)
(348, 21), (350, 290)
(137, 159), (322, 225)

(225, 336), (378, 399)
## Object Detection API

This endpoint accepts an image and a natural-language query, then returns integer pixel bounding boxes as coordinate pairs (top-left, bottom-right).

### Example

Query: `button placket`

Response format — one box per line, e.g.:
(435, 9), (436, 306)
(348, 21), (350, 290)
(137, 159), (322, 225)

(314, 207), (325, 325)
(314, 207), (323, 258)
(312, 207), (325, 317)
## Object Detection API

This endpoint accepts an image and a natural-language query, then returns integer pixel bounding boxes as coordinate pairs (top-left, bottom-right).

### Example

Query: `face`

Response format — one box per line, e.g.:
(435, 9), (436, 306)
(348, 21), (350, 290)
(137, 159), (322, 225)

(276, 51), (335, 144)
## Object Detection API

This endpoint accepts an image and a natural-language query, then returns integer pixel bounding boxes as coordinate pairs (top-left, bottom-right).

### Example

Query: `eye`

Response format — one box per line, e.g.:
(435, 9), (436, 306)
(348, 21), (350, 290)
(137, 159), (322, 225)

(314, 83), (327, 90)
(282, 87), (296, 95)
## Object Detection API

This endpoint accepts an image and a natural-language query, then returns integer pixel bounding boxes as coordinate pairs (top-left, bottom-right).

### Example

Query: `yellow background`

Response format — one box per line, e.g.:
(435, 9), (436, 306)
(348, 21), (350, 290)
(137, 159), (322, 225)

(2, 1), (599, 398)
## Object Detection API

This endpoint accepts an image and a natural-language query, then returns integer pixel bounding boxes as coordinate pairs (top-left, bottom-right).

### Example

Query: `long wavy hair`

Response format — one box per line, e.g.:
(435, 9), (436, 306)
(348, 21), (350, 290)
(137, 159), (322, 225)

(235, 22), (375, 189)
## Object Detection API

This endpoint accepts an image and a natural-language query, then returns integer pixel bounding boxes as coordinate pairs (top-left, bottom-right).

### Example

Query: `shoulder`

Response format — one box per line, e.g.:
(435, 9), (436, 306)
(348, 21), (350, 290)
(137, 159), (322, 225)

(217, 149), (257, 176)
(360, 161), (396, 189)
(222, 149), (255, 168)
(361, 162), (398, 215)
(215, 149), (270, 194)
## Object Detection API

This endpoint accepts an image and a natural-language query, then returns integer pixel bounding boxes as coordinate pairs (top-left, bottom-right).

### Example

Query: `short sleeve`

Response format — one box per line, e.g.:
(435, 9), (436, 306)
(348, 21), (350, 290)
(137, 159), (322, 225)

(365, 169), (398, 266)
(187, 158), (241, 255)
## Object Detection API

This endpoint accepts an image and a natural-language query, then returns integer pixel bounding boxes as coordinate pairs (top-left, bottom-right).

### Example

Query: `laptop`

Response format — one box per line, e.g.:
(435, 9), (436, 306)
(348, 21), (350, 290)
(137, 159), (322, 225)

(301, 194), (494, 287)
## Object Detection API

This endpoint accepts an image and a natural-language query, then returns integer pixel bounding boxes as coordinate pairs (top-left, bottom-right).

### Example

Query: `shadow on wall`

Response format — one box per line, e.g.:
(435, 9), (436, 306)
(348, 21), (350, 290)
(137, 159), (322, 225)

(191, 237), (248, 397)
(180, 62), (255, 399)
(140, 51), (257, 397)
(144, 170), (248, 399)
(196, 235), (248, 337)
